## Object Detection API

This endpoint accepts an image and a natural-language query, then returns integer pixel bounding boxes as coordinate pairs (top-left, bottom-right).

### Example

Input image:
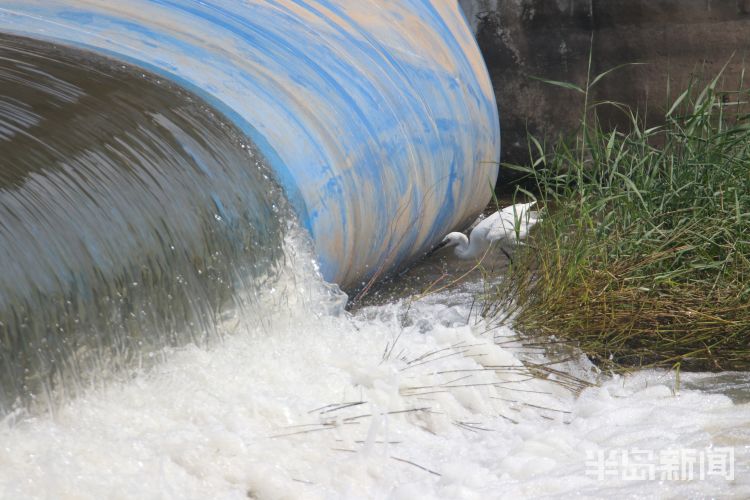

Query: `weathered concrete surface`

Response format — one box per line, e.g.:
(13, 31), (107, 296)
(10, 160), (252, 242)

(460, 0), (750, 186)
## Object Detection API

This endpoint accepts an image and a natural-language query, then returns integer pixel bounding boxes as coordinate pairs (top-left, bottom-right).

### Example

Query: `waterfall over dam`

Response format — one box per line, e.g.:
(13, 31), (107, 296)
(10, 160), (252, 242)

(0, 34), (292, 410)
(0, 2), (499, 412)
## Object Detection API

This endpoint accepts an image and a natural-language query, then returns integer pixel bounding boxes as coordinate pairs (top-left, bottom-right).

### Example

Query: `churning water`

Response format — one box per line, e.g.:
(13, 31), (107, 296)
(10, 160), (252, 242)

(0, 35), (749, 499)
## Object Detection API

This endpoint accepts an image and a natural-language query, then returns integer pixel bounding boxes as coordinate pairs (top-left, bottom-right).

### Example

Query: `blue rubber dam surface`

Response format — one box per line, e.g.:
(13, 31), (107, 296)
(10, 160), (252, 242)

(0, 0), (500, 287)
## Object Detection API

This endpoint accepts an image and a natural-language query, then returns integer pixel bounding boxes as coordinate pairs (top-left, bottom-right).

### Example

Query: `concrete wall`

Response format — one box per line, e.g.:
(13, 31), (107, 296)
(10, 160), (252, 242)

(459, 0), (750, 185)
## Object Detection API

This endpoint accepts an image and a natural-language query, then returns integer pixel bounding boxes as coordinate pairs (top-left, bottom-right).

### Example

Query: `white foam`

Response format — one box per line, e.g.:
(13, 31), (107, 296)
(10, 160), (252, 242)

(0, 239), (748, 498)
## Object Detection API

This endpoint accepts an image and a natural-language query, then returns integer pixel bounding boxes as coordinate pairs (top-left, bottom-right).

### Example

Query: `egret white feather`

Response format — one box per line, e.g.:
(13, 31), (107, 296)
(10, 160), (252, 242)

(441, 202), (541, 260)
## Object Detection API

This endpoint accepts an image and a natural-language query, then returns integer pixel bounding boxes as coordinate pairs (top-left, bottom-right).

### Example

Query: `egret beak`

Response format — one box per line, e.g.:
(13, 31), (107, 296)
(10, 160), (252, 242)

(425, 238), (449, 257)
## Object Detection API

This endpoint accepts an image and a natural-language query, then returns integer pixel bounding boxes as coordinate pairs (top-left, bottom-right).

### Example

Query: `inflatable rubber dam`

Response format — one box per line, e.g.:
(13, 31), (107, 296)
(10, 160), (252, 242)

(0, 2), (500, 412)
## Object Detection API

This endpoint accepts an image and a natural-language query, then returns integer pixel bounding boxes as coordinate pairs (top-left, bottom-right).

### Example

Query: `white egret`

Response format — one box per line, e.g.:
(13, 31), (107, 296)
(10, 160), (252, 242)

(441, 202), (541, 260)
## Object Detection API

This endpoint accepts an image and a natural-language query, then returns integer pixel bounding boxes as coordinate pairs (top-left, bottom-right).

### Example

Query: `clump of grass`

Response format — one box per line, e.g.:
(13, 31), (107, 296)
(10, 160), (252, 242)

(491, 63), (750, 372)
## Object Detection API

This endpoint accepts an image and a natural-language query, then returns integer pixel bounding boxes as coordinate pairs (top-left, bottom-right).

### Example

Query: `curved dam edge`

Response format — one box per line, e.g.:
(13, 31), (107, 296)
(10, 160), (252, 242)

(0, 0), (500, 288)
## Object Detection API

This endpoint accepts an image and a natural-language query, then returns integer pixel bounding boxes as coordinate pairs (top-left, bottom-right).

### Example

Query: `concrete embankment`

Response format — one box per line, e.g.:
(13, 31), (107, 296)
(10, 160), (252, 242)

(460, 0), (750, 183)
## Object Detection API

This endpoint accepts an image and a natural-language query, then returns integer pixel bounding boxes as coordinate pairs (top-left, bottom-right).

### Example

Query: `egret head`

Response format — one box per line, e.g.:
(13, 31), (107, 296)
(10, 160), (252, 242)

(441, 232), (467, 248)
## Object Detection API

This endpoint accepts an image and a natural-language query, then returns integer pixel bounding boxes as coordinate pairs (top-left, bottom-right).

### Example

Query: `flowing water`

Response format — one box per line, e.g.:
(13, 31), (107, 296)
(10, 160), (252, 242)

(0, 34), (289, 413)
(0, 34), (749, 499)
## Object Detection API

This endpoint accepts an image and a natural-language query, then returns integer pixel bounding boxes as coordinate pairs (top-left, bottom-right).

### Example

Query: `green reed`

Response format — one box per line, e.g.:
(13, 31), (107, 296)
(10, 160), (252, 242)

(489, 63), (750, 371)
